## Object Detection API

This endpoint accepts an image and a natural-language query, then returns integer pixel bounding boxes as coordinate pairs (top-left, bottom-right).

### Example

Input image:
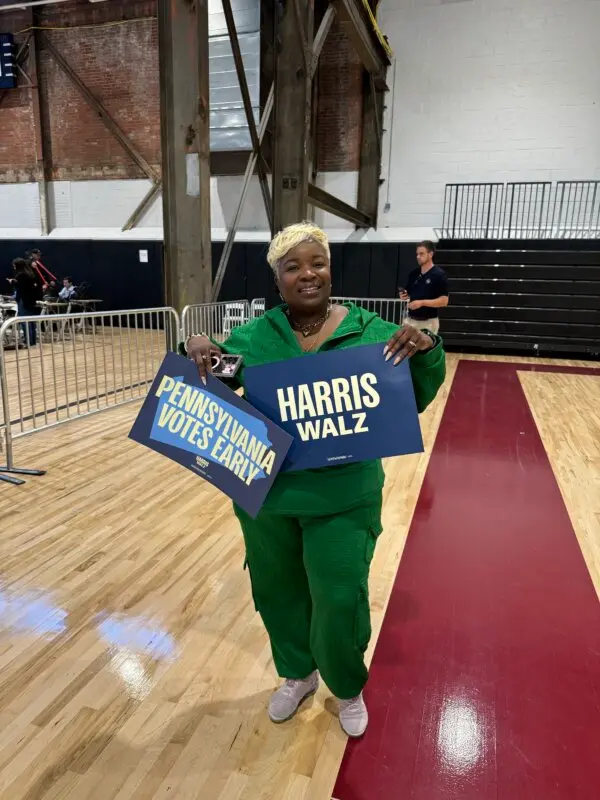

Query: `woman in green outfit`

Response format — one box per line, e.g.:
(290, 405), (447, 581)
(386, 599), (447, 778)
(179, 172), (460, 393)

(185, 222), (445, 738)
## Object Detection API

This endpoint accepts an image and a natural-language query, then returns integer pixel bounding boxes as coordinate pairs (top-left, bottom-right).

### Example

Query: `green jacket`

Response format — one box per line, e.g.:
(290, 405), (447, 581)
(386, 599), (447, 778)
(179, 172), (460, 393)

(184, 303), (446, 516)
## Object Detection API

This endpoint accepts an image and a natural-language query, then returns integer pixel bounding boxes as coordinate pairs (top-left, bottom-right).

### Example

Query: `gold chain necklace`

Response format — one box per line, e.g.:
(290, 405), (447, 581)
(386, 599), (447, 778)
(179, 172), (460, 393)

(287, 305), (331, 338)
(300, 325), (328, 353)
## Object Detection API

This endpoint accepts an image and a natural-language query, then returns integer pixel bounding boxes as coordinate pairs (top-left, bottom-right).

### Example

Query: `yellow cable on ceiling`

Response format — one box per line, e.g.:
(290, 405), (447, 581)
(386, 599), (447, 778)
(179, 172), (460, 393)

(361, 0), (394, 60)
(18, 17), (156, 35)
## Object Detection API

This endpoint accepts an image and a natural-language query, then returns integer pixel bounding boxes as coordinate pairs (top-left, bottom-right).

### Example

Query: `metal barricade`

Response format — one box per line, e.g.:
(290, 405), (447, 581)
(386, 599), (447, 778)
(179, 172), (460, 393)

(0, 306), (180, 485)
(182, 298), (409, 343)
(331, 297), (408, 325)
(181, 300), (250, 341)
(249, 298), (266, 319)
(182, 297), (408, 332)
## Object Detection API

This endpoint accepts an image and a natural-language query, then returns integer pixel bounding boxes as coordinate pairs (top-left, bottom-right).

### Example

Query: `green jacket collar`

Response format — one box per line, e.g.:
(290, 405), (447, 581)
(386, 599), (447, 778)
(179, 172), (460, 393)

(266, 303), (365, 354)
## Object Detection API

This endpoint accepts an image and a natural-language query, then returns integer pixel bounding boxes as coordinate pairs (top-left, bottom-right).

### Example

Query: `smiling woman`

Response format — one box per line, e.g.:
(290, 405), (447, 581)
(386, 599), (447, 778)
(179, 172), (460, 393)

(270, 226), (346, 351)
(182, 221), (446, 739)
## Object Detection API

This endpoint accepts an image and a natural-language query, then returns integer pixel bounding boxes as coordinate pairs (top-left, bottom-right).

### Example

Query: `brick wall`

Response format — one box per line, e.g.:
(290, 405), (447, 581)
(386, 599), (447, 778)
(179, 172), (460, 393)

(0, 0), (367, 234)
(0, 0), (364, 185)
(378, 0), (600, 230)
(40, 0), (159, 180)
(0, 9), (36, 183)
(0, 0), (158, 184)
(316, 18), (363, 172)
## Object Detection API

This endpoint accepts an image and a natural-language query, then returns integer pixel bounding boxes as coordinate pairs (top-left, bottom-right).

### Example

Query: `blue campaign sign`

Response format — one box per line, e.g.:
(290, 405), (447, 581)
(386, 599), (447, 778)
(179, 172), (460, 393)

(244, 343), (424, 472)
(129, 352), (293, 517)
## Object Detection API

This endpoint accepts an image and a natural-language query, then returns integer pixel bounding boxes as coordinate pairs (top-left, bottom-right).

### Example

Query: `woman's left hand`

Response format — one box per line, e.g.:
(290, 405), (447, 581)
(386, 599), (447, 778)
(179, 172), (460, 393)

(383, 324), (434, 366)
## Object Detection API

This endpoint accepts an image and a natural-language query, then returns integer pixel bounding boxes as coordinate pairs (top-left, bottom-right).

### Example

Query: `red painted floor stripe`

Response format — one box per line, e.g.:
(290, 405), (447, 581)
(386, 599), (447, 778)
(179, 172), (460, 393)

(334, 360), (600, 800)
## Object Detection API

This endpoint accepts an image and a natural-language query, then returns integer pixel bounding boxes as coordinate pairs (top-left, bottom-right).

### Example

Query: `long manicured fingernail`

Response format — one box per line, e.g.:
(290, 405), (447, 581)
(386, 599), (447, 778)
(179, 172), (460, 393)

(383, 345), (389, 356)
(393, 355), (403, 366)
(201, 375), (207, 386)
(385, 351), (392, 361)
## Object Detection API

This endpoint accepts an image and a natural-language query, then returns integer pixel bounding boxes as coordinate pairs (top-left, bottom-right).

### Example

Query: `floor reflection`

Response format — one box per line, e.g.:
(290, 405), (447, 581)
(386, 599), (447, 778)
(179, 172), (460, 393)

(0, 587), (67, 638)
(96, 612), (177, 660)
(437, 693), (483, 775)
(0, 585), (178, 670)
(108, 647), (154, 701)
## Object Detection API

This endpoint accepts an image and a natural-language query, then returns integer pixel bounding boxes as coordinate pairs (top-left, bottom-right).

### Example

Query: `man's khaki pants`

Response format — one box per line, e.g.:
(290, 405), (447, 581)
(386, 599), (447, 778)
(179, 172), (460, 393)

(405, 317), (440, 334)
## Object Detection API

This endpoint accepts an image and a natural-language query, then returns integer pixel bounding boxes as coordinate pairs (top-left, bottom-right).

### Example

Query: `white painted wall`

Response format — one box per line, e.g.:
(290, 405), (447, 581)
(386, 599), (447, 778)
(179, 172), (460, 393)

(5, 0), (597, 242)
(0, 183), (40, 233)
(0, 174), (435, 242)
(0, 173), (385, 242)
(0, 177), (270, 239)
(378, 0), (600, 231)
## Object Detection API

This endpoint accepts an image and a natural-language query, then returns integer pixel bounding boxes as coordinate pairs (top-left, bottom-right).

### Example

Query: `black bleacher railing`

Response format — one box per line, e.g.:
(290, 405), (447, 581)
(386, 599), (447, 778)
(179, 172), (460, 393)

(441, 180), (600, 240)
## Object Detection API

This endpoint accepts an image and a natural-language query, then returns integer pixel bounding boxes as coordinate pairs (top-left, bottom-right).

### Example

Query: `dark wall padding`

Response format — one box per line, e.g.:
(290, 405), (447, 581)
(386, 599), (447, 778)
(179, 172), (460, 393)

(437, 238), (600, 356)
(1, 238), (417, 310)
(1, 239), (164, 311)
(6, 236), (596, 357)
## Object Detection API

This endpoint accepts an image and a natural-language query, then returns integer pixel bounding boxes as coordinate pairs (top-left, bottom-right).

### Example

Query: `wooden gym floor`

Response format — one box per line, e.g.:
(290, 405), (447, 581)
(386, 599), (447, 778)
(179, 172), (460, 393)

(0, 353), (598, 799)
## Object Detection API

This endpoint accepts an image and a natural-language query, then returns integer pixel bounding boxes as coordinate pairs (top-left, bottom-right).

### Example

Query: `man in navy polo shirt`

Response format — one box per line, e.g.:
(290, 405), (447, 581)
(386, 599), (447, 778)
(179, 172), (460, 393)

(400, 241), (449, 334)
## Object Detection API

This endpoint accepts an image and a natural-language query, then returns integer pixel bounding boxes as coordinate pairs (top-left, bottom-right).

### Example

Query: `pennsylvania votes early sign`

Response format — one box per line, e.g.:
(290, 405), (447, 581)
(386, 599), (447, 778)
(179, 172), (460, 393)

(129, 353), (293, 517)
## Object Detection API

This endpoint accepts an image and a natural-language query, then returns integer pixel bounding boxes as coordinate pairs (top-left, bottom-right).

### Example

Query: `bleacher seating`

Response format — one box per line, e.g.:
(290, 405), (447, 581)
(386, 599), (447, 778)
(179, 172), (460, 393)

(436, 239), (600, 356)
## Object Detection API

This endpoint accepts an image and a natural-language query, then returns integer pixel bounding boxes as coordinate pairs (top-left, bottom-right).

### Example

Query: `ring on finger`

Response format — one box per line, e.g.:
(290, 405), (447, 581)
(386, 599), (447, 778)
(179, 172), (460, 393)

(408, 339), (418, 349)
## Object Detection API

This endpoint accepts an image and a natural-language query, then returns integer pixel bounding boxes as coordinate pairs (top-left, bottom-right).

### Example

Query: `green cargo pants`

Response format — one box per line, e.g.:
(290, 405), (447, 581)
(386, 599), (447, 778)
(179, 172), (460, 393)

(234, 493), (383, 700)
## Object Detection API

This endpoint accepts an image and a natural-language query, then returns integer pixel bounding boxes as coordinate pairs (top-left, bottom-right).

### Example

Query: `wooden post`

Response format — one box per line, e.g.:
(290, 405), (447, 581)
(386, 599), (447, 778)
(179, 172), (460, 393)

(29, 14), (51, 234)
(158, 0), (212, 309)
(272, 0), (315, 231)
(357, 71), (385, 226)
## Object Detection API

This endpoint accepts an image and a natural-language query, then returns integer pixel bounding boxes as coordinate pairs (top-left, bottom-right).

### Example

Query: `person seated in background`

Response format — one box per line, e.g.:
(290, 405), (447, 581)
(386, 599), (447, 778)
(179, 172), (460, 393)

(58, 277), (77, 302)
(400, 241), (449, 334)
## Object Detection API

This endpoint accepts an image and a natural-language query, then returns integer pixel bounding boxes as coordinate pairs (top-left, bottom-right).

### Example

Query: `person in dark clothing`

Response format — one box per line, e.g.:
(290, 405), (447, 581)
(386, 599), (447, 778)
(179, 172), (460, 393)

(27, 248), (58, 297)
(8, 258), (40, 345)
(399, 241), (449, 334)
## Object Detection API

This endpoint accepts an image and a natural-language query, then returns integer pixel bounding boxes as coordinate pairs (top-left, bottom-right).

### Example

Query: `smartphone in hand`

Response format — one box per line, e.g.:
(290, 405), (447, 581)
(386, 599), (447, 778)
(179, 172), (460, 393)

(211, 354), (243, 379)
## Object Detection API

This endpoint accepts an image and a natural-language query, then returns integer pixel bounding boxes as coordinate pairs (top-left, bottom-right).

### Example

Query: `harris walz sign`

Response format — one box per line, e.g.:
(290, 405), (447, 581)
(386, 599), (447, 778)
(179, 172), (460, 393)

(244, 343), (424, 472)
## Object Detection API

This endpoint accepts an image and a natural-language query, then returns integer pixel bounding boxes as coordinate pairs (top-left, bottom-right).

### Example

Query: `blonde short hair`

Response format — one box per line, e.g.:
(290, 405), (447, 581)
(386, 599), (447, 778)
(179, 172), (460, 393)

(266, 222), (330, 273)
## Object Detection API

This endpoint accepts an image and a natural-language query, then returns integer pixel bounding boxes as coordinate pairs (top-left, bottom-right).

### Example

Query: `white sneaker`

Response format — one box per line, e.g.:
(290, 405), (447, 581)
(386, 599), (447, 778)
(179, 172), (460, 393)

(338, 693), (368, 738)
(268, 672), (319, 723)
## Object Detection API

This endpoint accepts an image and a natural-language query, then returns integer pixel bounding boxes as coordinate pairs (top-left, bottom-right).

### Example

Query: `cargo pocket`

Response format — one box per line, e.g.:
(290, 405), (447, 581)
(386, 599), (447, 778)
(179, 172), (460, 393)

(354, 583), (372, 653)
(244, 557), (259, 612)
(364, 523), (383, 565)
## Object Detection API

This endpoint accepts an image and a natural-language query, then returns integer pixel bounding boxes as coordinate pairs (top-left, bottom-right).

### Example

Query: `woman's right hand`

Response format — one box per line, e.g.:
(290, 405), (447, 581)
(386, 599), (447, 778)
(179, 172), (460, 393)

(186, 335), (222, 384)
